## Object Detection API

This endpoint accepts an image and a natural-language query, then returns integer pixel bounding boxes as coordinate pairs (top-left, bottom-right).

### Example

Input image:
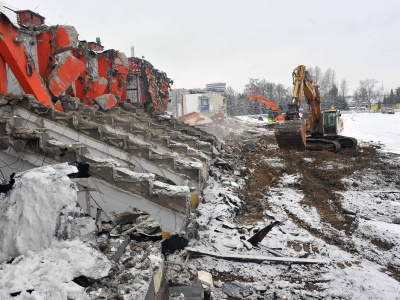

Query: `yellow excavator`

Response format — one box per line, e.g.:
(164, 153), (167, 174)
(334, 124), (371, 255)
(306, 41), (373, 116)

(274, 65), (357, 152)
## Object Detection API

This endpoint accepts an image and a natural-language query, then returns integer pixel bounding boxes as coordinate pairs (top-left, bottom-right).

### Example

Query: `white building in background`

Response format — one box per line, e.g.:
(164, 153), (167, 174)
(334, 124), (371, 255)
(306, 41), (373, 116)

(167, 83), (227, 118)
(182, 92), (226, 118)
(168, 86), (227, 118)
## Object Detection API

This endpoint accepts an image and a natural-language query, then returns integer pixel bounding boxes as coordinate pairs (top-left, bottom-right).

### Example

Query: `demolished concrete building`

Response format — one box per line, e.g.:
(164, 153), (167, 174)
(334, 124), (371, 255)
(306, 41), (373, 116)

(0, 6), (220, 299)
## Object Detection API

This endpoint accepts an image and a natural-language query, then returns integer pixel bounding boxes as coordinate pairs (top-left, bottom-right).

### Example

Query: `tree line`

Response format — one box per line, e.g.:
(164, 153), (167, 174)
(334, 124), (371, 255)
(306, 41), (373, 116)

(225, 66), (399, 116)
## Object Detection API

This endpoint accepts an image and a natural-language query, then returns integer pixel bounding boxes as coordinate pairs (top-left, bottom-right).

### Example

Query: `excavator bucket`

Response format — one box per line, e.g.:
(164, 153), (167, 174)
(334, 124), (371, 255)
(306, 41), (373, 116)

(274, 120), (306, 151)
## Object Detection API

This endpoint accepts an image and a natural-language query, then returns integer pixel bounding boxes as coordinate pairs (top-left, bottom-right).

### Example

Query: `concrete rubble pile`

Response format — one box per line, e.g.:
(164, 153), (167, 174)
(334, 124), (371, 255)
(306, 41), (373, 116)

(0, 94), (220, 233)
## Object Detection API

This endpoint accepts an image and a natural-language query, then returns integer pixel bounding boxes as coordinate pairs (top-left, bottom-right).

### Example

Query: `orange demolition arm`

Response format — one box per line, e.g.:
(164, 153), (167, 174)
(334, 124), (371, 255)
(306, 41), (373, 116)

(247, 94), (280, 111)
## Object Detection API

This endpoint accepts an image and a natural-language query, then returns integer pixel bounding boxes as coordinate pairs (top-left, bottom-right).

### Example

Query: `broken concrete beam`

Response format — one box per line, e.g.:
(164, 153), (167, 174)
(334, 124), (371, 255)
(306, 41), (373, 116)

(94, 94), (118, 111)
(148, 152), (176, 170)
(149, 182), (190, 214)
(114, 167), (155, 183)
(98, 127), (127, 149)
(90, 165), (152, 198)
(151, 180), (190, 196)
(72, 115), (101, 131)
(177, 138), (197, 148)
(125, 140), (151, 158)
(84, 77), (108, 102)
(76, 177), (187, 232)
(81, 152), (121, 167)
(43, 141), (83, 162)
(151, 136), (170, 147)
(196, 141), (212, 154)
(93, 114), (114, 125)
(187, 148), (211, 164)
(168, 142), (188, 155)
(48, 55), (86, 97)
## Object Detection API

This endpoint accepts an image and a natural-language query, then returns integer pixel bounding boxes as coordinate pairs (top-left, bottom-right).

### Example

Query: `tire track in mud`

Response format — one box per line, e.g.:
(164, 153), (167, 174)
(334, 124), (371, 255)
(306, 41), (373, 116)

(236, 134), (378, 248)
(232, 133), (400, 282)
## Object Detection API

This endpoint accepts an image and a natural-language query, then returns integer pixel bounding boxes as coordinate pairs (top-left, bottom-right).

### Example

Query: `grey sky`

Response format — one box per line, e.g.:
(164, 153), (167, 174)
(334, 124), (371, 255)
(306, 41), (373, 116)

(6, 0), (400, 94)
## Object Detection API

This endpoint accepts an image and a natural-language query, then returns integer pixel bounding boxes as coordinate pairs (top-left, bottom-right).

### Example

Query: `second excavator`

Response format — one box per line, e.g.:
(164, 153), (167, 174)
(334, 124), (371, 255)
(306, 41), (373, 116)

(274, 65), (357, 152)
(246, 94), (285, 122)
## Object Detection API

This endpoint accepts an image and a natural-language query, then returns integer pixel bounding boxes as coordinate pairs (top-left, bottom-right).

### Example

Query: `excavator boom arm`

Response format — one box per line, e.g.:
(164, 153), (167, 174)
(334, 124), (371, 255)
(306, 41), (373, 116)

(247, 94), (280, 111)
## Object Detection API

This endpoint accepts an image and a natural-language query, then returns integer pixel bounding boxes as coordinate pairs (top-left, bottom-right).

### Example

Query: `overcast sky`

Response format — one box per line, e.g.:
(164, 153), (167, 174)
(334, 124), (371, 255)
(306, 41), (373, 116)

(4, 0), (400, 94)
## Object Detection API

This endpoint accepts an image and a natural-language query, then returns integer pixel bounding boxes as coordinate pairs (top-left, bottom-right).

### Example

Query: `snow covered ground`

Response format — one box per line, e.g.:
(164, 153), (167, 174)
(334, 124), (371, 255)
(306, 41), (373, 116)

(342, 111), (400, 154)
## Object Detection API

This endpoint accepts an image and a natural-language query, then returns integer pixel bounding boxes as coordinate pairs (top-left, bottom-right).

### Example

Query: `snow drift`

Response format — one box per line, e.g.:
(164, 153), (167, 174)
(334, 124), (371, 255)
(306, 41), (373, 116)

(0, 163), (79, 262)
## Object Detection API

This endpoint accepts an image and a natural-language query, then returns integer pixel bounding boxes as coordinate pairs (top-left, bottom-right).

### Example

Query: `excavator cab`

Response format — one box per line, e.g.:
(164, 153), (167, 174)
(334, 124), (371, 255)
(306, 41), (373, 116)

(322, 108), (343, 136)
(323, 110), (338, 135)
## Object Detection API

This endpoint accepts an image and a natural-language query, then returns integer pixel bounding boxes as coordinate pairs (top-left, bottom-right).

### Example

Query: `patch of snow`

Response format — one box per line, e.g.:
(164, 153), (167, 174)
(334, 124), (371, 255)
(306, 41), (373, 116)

(115, 167), (155, 181)
(0, 239), (111, 300)
(0, 164), (78, 263)
(327, 260), (400, 299)
(342, 112), (400, 154)
(151, 180), (190, 196)
(260, 156), (285, 168)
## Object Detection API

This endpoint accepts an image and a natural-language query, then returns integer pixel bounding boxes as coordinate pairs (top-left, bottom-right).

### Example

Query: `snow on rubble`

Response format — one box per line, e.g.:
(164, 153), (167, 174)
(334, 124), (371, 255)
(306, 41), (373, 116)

(0, 164), (79, 262)
(0, 240), (111, 300)
(0, 162), (167, 300)
(0, 163), (112, 299)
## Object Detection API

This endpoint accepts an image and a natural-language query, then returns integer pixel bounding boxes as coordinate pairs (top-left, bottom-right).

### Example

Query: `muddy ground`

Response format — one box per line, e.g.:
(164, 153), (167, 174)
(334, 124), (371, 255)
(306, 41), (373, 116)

(232, 129), (400, 277)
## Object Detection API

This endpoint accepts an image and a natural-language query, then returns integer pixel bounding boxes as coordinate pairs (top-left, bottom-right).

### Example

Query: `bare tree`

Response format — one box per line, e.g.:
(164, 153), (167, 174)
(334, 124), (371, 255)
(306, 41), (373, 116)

(307, 66), (323, 86)
(339, 79), (348, 99)
(265, 82), (276, 100)
(244, 78), (261, 95)
(275, 83), (289, 108)
(376, 83), (385, 106)
(224, 86), (239, 116)
(358, 79), (378, 109)
(320, 68), (336, 96)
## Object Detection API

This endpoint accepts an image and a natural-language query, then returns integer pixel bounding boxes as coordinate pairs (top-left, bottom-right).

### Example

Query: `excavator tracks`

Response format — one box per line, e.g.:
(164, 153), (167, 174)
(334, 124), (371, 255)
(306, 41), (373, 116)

(338, 136), (358, 149)
(306, 138), (341, 153)
(275, 121), (357, 153)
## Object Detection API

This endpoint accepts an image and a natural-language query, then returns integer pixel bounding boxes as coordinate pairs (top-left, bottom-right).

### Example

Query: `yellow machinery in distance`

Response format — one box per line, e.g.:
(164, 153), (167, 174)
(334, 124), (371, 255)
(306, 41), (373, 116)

(274, 65), (357, 152)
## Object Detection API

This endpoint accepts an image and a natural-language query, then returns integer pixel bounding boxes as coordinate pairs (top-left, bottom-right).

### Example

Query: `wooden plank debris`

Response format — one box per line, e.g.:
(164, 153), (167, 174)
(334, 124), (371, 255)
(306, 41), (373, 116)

(185, 247), (327, 264)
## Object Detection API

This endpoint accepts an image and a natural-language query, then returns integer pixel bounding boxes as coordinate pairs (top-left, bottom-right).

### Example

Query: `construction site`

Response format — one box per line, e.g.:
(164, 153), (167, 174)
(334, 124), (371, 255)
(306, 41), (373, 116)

(1, 3), (400, 300)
